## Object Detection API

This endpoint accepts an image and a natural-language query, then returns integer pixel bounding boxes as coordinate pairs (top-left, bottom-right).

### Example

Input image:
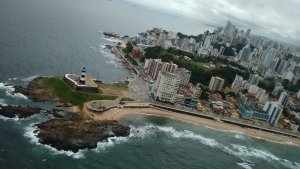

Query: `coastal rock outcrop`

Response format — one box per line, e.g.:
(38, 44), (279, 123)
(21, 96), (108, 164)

(36, 120), (130, 152)
(14, 77), (60, 102)
(0, 105), (41, 118)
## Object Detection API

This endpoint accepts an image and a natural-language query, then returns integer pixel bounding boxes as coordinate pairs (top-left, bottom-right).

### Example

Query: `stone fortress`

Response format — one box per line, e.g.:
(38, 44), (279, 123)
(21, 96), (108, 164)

(64, 67), (99, 92)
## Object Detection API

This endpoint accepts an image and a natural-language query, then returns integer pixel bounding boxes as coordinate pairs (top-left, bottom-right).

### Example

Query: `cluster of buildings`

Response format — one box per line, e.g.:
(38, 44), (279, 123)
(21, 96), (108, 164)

(132, 22), (300, 88)
(143, 59), (203, 109)
(126, 22), (300, 130)
(228, 73), (296, 127)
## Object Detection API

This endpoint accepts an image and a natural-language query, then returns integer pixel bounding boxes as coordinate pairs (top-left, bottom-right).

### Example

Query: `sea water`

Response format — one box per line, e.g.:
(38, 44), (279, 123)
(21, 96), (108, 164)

(0, 0), (299, 168)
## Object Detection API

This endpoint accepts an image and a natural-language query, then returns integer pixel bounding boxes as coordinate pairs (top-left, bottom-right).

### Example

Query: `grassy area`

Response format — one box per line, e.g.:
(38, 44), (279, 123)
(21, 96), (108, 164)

(120, 97), (135, 102)
(98, 81), (129, 90)
(40, 77), (118, 108)
(195, 62), (213, 71)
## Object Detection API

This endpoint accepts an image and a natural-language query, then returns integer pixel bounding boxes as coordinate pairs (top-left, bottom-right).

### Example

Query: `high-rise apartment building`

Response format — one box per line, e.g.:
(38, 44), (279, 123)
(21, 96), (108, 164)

(263, 101), (283, 125)
(231, 74), (243, 94)
(154, 71), (180, 103)
(209, 76), (225, 92)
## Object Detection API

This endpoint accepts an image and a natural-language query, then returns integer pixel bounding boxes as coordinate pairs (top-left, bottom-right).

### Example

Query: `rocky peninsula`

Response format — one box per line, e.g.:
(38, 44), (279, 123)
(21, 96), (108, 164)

(14, 77), (61, 102)
(36, 119), (130, 152)
(1, 76), (132, 152)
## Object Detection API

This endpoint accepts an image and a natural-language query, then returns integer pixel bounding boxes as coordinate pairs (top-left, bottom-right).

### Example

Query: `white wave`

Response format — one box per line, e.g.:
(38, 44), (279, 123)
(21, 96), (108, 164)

(102, 37), (120, 43)
(6, 92), (28, 99)
(224, 144), (300, 169)
(105, 60), (121, 68)
(24, 123), (85, 159)
(234, 133), (246, 140)
(98, 47), (115, 59)
(129, 125), (219, 147)
(105, 60), (116, 65)
(8, 77), (18, 81)
(0, 113), (52, 123)
(0, 115), (20, 122)
(0, 82), (28, 100)
(237, 162), (253, 169)
(130, 124), (300, 169)
(0, 82), (14, 91)
(93, 136), (129, 153)
(24, 121), (129, 158)
(21, 75), (39, 82)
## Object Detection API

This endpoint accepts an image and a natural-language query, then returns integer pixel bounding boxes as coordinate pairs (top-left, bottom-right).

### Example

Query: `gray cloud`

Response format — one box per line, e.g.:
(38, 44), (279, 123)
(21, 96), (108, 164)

(126, 0), (300, 45)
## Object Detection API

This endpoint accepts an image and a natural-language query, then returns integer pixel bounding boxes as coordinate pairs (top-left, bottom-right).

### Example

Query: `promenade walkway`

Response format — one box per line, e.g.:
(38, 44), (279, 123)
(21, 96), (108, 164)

(150, 103), (300, 139)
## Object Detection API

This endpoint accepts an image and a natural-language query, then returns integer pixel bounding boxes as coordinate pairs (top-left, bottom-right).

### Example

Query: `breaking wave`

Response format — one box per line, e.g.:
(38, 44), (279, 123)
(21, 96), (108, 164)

(21, 121), (300, 168)
(21, 75), (39, 82)
(93, 136), (129, 153)
(8, 77), (18, 81)
(237, 162), (254, 169)
(24, 123), (86, 159)
(102, 37), (120, 43)
(129, 124), (300, 169)
(0, 82), (28, 99)
(0, 114), (20, 122)
(24, 120), (129, 159)
(233, 133), (246, 140)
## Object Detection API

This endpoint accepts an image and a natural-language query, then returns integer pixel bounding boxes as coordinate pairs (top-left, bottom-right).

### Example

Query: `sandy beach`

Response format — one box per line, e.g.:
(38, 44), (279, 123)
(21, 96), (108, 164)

(82, 104), (300, 146)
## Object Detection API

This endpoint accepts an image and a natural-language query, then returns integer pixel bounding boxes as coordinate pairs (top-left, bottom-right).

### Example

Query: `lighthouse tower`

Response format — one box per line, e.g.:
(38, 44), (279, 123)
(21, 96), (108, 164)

(79, 67), (86, 84)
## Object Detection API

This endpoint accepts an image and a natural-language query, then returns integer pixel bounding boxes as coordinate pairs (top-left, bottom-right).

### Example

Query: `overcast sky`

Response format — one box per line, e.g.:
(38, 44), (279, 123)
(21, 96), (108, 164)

(126, 0), (300, 45)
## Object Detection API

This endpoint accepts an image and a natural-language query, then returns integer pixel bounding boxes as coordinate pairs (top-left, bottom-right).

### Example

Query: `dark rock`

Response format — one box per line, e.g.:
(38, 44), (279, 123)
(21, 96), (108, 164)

(45, 109), (67, 118)
(36, 120), (130, 152)
(14, 77), (60, 102)
(0, 105), (41, 118)
(56, 103), (72, 107)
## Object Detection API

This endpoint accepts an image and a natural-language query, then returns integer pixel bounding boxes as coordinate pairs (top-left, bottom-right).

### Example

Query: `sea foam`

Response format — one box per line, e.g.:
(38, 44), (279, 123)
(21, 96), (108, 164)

(129, 125), (220, 147)
(21, 75), (39, 82)
(24, 121), (129, 158)
(93, 136), (129, 153)
(0, 82), (28, 100)
(130, 124), (300, 169)
(237, 162), (254, 169)
(0, 115), (20, 122)
(24, 123), (86, 159)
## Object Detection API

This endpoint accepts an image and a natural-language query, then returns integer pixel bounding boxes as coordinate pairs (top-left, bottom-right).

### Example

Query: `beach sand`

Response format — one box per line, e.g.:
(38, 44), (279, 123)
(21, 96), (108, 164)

(82, 103), (300, 146)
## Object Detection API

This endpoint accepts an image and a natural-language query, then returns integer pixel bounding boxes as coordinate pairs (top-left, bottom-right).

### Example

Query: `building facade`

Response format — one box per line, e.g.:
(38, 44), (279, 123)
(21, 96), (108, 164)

(208, 76), (225, 92)
(154, 71), (180, 103)
(231, 74), (243, 94)
(144, 59), (178, 80)
(263, 101), (283, 125)
(176, 68), (191, 86)
(278, 91), (289, 106)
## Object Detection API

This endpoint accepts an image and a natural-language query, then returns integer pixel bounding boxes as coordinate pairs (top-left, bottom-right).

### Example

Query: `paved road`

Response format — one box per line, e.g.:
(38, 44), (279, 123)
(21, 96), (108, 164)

(128, 76), (153, 102)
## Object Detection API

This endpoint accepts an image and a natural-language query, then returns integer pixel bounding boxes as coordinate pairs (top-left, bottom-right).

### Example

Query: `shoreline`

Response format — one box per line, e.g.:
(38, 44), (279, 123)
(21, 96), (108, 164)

(83, 105), (300, 146)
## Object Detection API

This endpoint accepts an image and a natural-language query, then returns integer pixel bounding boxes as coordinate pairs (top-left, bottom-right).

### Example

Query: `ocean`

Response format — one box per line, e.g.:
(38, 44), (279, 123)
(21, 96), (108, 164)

(0, 0), (300, 169)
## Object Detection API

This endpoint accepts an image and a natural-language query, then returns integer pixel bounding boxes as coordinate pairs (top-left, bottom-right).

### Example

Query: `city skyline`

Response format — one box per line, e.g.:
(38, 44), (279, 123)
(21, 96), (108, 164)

(126, 0), (300, 46)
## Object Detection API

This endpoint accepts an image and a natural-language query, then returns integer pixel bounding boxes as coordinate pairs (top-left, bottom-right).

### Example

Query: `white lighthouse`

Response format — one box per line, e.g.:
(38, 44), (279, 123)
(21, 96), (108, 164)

(79, 67), (86, 84)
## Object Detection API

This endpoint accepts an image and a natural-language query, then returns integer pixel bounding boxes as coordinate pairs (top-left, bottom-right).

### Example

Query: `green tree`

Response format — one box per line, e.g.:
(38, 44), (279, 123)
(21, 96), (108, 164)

(258, 80), (276, 93)
(123, 42), (133, 54)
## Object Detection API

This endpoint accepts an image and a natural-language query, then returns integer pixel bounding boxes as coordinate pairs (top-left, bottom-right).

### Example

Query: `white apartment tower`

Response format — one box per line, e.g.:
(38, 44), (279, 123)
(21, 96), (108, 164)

(209, 76), (225, 92)
(278, 91), (289, 106)
(154, 71), (180, 103)
(263, 101), (283, 126)
(231, 74), (243, 94)
(176, 68), (191, 86)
